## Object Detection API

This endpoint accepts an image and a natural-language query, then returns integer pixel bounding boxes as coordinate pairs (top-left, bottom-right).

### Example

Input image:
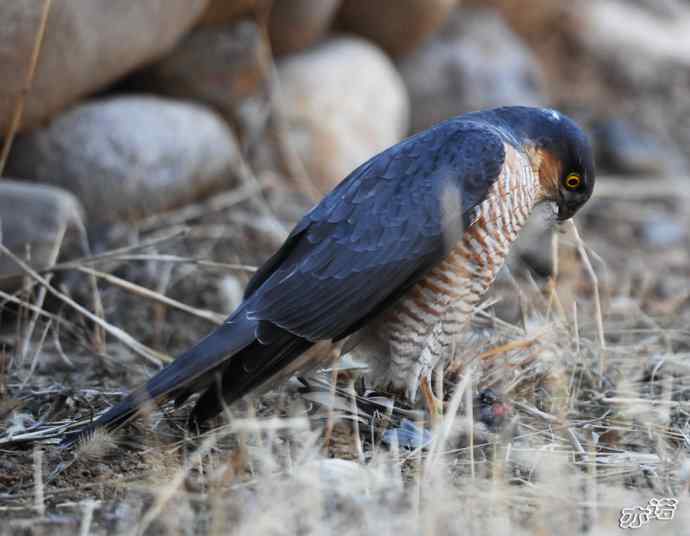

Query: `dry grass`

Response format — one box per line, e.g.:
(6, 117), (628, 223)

(1, 179), (690, 535)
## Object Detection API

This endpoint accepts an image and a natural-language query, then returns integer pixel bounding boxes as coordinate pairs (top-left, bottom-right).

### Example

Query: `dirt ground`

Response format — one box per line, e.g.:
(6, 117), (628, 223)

(2, 175), (690, 535)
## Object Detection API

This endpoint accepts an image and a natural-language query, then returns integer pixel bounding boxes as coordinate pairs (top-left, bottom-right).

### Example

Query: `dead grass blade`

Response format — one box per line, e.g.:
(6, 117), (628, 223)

(75, 266), (226, 325)
(135, 182), (265, 231)
(568, 220), (606, 378)
(0, 227), (190, 287)
(83, 254), (257, 273)
(20, 222), (66, 361)
(0, 242), (169, 366)
(0, 0), (52, 176)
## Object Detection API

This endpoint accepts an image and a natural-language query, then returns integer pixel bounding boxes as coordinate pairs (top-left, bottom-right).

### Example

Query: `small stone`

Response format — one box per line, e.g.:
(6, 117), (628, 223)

(7, 96), (240, 225)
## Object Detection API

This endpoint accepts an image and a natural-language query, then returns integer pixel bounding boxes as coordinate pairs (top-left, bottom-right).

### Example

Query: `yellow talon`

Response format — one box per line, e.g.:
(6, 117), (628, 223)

(420, 376), (444, 425)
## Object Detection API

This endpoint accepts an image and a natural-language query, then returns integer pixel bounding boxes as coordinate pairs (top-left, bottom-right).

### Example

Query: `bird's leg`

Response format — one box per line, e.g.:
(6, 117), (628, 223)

(419, 374), (444, 426)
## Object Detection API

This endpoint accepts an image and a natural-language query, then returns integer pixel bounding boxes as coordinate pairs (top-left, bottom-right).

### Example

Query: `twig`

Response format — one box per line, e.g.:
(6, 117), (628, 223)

(81, 254), (256, 273)
(20, 319), (51, 389)
(0, 242), (168, 366)
(79, 500), (97, 536)
(255, 1), (322, 202)
(322, 365), (339, 452)
(0, 0), (52, 176)
(512, 400), (560, 423)
(348, 380), (365, 463)
(136, 435), (218, 536)
(568, 220), (606, 376)
(20, 222), (66, 361)
(33, 447), (45, 516)
(0, 289), (78, 333)
(135, 182), (264, 231)
(426, 364), (475, 469)
(75, 266), (226, 325)
(74, 217), (106, 352)
(547, 229), (567, 321)
(0, 227), (190, 287)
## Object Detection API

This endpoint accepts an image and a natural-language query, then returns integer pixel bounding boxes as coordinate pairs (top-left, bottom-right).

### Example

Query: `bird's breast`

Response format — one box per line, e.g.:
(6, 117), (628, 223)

(384, 145), (541, 340)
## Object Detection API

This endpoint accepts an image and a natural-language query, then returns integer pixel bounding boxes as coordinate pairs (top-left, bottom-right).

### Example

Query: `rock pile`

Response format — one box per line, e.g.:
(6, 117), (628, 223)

(1, 0), (686, 284)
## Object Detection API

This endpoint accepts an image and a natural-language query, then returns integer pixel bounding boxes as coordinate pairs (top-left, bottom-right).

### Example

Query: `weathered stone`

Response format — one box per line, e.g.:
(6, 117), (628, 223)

(0, 0), (208, 134)
(275, 37), (409, 192)
(134, 21), (270, 138)
(592, 119), (677, 176)
(6, 96), (239, 224)
(198, 0), (255, 26)
(641, 213), (687, 248)
(337, 0), (456, 57)
(397, 8), (546, 132)
(0, 180), (84, 287)
(581, 0), (690, 86)
(199, 0), (338, 56)
(269, 0), (340, 56)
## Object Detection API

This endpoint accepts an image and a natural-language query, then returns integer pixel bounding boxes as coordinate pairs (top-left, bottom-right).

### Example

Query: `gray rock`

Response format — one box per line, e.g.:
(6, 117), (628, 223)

(0, 180), (84, 288)
(134, 21), (269, 140)
(641, 214), (687, 247)
(275, 37), (409, 192)
(592, 119), (675, 176)
(0, 0), (208, 133)
(336, 0), (456, 57)
(581, 0), (690, 86)
(7, 96), (240, 224)
(397, 8), (546, 132)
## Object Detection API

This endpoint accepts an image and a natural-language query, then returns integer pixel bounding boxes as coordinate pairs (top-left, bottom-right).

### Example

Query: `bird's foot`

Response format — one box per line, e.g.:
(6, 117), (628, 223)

(419, 376), (444, 426)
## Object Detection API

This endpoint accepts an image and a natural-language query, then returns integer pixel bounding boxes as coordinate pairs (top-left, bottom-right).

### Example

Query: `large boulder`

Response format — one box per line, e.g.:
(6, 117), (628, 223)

(0, 181), (84, 288)
(336, 0), (456, 57)
(6, 96), (240, 225)
(397, 8), (546, 132)
(275, 37), (409, 192)
(0, 0), (208, 134)
(133, 21), (269, 140)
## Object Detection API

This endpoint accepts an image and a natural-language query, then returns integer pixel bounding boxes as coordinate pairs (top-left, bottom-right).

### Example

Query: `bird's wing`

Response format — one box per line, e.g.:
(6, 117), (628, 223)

(243, 119), (507, 341)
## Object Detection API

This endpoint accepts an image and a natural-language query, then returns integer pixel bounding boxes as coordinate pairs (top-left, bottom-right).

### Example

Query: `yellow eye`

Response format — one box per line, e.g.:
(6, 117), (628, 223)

(565, 173), (582, 190)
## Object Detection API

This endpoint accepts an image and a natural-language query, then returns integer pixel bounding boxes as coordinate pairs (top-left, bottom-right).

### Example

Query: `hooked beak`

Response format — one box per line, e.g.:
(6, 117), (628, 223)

(557, 199), (579, 221)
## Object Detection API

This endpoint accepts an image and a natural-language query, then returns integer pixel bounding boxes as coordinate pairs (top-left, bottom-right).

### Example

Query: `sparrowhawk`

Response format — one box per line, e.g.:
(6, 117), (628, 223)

(63, 106), (595, 446)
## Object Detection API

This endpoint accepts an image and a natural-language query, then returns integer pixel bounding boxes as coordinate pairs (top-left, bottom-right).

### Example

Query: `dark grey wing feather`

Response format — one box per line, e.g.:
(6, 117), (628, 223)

(244, 119), (507, 342)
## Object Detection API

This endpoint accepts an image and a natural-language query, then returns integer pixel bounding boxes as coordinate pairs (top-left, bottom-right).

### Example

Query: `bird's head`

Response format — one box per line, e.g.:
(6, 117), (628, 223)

(493, 106), (596, 221)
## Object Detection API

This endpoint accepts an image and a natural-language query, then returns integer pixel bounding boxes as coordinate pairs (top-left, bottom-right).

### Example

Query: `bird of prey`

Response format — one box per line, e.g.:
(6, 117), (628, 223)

(62, 106), (594, 446)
